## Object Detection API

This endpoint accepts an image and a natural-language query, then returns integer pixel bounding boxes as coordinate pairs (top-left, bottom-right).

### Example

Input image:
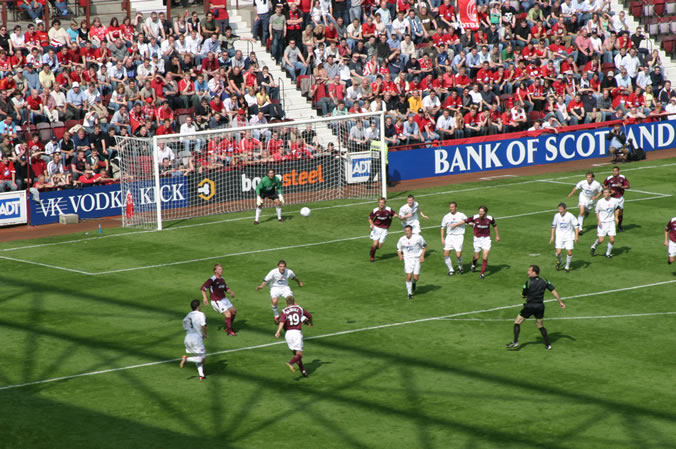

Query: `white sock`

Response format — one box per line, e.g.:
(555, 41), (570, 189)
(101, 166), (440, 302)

(255, 207), (262, 221)
(592, 239), (599, 249)
(196, 362), (205, 377)
(578, 215), (584, 230)
(606, 243), (613, 255)
(186, 356), (202, 363)
(444, 256), (454, 271)
(276, 206), (282, 219)
(405, 281), (412, 294)
(566, 255), (572, 268)
(272, 305), (279, 317)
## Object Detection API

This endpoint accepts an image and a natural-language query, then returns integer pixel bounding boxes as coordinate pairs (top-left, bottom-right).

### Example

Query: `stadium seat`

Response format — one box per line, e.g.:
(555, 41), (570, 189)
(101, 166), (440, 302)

(36, 122), (52, 143)
(51, 122), (66, 139)
(602, 63), (616, 74)
(296, 74), (309, 89)
(65, 119), (81, 133)
(644, 1), (655, 17)
(646, 17), (659, 35)
(655, 0), (666, 15)
(658, 17), (671, 35)
(630, 1), (643, 18)
(528, 111), (542, 124)
(662, 36), (675, 54)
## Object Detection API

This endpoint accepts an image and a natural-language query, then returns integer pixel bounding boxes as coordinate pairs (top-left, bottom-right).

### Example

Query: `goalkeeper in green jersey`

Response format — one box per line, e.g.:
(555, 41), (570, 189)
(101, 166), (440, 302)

(255, 169), (285, 224)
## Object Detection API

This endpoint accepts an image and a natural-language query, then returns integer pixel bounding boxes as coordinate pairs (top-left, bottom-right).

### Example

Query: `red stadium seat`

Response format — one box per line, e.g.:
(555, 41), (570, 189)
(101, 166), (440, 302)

(51, 122), (66, 140)
(36, 122), (52, 143)
(662, 36), (675, 54)
(655, 0), (666, 15)
(601, 63), (616, 74)
(528, 111), (542, 124)
(630, 1), (643, 17)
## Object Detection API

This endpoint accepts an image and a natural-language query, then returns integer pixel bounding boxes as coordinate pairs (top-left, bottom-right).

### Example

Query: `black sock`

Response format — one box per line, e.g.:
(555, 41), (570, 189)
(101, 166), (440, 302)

(513, 324), (520, 343)
(539, 327), (551, 346)
(472, 258), (478, 266)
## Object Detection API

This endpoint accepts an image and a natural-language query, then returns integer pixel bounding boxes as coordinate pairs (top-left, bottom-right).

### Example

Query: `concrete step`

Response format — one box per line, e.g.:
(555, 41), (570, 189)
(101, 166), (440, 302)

(131, 0), (166, 14)
(90, 0), (127, 16)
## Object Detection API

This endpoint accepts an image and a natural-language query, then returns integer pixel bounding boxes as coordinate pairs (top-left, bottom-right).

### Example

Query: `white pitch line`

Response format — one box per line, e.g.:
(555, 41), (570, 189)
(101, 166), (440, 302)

(0, 255), (95, 275)
(538, 179), (673, 197)
(437, 311), (676, 321)
(1, 279), (674, 392)
(553, 162), (676, 180)
(480, 175), (517, 180)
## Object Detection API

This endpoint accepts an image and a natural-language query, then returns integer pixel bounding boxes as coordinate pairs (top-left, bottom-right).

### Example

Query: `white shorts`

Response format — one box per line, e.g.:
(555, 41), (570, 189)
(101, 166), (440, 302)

(579, 198), (594, 211)
(211, 298), (234, 314)
(616, 196), (625, 210)
(444, 235), (464, 252)
(184, 334), (205, 355)
(285, 329), (304, 351)
(370, 226), (389, 243)
(555, 238), (574, 250)
(402, 221), (421, 234)
(473, 236), (492, 253)
(597, 221), (616, 237)
(403, 256), (421, 275)
(270, 286), (293, 300)
(668, 240), (676, 258)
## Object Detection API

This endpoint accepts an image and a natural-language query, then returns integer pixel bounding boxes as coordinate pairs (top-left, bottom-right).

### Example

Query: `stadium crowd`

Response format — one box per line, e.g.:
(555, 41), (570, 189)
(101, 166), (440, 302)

(0, 0), (673, 193)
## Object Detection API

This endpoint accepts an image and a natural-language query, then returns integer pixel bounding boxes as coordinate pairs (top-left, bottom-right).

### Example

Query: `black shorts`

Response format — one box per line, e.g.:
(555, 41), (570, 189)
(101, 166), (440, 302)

(260, 191), (279, 200)
(519, 303), (545, 319)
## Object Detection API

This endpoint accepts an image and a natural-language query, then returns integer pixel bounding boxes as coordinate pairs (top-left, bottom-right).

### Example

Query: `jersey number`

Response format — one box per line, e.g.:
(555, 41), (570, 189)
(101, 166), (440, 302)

(289, 313), (300, 326)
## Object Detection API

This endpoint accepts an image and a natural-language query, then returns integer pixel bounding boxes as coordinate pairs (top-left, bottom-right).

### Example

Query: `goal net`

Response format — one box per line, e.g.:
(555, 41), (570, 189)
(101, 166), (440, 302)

(116, 111), (386, 230)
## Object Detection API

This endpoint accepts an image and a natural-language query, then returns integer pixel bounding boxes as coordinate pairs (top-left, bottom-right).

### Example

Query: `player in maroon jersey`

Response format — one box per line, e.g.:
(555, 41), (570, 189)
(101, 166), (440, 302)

(275, 296), (313, 377)
(665, 217), (676, 264)
(201, 264), (238, 336)
(603, 166), (630, 232)
(368, 197), (397, 262)
(454, 205), (500, 279)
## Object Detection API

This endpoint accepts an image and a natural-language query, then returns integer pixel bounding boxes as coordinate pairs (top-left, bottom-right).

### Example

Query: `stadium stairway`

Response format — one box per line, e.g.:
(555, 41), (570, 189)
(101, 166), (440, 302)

(227, 6), (337, 148)
(611, 0), (676, 82)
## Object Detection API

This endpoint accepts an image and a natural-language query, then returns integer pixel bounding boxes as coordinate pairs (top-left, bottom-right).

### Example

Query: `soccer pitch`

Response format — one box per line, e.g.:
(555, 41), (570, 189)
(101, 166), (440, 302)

(1, 159), (676, 449)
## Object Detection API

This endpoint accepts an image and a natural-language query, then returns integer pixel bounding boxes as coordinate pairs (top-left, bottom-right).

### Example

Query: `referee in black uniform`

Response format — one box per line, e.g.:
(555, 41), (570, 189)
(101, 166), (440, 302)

(506, 265), (565, 350)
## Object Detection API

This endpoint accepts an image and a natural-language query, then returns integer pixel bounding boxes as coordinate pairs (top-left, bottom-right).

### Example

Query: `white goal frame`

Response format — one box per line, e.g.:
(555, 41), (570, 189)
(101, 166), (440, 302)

(120, 111), (387, 230)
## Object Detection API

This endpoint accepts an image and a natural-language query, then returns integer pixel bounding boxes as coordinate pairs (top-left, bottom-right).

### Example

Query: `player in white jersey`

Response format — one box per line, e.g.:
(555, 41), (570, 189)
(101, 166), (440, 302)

(257, 259), (304, 324)
(440, 201), (467, 275)
(398, 194), (429, 234)
(590, 188), (620, 258)
(180, 299), (208, 380)
(549, 202), (579, 272)
(397, 225), (427, 299)
(567, 172), (602, 235)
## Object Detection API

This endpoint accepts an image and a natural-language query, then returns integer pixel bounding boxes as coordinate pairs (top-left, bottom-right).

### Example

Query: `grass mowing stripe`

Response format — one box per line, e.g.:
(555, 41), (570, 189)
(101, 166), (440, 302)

(2, 159), (675, 255)
(2, 279), (674, 392)
(4, 193), (670, 276)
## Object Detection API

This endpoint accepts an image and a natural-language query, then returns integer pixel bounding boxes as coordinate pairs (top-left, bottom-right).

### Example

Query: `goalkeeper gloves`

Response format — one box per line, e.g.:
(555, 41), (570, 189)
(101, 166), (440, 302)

(256, 196), (263, 207)
(278, 194), (285, 204)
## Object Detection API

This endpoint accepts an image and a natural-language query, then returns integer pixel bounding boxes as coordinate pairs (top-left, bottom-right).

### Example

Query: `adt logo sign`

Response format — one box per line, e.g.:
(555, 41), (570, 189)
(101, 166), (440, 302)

(0, 197), (22, 218)
(347, 153), (371, 184)
(0, 191), (27, 225)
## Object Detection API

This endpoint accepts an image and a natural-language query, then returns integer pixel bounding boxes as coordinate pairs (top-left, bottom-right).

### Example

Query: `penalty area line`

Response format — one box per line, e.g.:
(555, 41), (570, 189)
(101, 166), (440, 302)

(436, 311), (676, 322)
(1, 279), (675, 392)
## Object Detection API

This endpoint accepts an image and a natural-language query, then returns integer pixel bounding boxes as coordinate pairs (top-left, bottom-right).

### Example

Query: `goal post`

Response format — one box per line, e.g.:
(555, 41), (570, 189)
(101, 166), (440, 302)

(117, 111), (387, 230)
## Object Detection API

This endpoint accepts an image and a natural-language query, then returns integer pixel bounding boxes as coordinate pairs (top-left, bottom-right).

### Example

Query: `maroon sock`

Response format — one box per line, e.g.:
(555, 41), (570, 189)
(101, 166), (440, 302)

(289, 354), (301, 365)
(370, 247), (376, 258)
(225, 316), (233, 331)
(481, 259), (488, 275)
(618, 213), (623, 227)
(296, 357), (305, 371)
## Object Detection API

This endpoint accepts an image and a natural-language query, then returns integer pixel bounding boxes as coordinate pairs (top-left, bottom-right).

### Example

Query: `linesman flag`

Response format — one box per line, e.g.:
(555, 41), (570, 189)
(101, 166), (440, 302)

(458, 0), (480, 30)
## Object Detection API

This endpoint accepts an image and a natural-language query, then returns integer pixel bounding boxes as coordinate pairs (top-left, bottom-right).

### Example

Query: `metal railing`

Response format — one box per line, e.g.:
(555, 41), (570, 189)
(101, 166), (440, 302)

(277, 76), (286, 113)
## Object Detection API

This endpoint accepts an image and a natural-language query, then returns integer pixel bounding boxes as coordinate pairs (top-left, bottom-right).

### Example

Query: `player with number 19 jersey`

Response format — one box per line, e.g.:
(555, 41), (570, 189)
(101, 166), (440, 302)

(280, 304), (312, 351)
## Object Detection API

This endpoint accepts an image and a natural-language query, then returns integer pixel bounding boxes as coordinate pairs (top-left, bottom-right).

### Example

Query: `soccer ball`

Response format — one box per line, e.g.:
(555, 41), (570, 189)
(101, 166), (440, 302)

(300, 207), (311, 217)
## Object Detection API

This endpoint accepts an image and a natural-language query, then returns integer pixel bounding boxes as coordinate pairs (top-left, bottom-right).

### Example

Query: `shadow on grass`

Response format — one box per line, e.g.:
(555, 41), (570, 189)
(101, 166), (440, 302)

(510, 332), (577, 351)
(415, 284), (441, 295)
(570, 259), (592, 270)
(484, 263), (511, 276)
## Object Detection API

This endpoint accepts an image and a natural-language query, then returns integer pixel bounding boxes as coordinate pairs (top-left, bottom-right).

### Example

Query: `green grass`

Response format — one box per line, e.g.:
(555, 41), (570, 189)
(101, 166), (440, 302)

(1, 159), (676, 449)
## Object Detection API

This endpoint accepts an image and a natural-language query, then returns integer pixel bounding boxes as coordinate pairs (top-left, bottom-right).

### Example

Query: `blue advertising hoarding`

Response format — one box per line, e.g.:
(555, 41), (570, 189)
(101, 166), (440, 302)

(388, 120), (676, 181)
(30, 178), (188, 225)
